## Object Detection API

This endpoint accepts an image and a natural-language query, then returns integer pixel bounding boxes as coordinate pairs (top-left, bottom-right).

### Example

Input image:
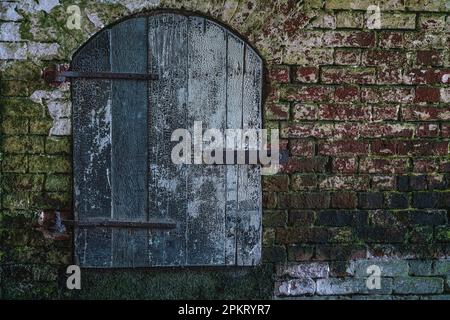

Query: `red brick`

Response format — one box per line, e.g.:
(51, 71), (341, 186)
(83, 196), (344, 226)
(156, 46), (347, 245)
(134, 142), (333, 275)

(403, 69), (443, 85)
(371, 176), (396, 190)
(281, 123), (333, 139)
(268, 65), (290, 83)
(442, 124), (450, 138)
(415, 87), (440, 103)
(413, 159), (438, 173)
(332, 123), (361, 139)
(289, 140), (315, 157)
(360, 123), (414, 138)
(334, 86), (359, 102)
(377, 67), (403, 84)
(334, 49), (361, 65)
(332, 157), (358, 174)
(397, 141), (448, 156)
(371, 140), (397, 155)
(280, 157), (328, 174)
(323, 31), (375, 48)
(360, 158), (409, 174)
(321, 67), (376, 84)
(266, 102), (289, 120)
(372, 105), (399, 121)
(291, 174), (317, 190)
(379, 32), (404, 48)
(362, 49), (407, 67)
(416, 123), (440, 137)
(278, 193), (330, 210)
(263, 175), (289, 192)
(318, 104), (369, 121)
(318, 141), (369, 156)
(402, 106), (450, 121)
(361, 87), (414, 103)
(280, 85), (334, 102)
(417, 50), (442, 66)
(319, 175), (370, 190)
(331, 192), (357, 209)
(292, 103), (317, 120)
(294, 67), (318, 83)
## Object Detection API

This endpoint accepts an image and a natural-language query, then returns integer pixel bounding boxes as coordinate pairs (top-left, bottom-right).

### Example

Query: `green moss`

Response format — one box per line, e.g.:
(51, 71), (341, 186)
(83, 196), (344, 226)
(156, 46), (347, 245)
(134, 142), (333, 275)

(65, 265), (273, 300)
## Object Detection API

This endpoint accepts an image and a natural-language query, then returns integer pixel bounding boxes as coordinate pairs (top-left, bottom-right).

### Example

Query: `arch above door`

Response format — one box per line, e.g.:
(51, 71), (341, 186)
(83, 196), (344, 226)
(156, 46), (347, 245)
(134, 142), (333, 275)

(72, 12), (263, 267)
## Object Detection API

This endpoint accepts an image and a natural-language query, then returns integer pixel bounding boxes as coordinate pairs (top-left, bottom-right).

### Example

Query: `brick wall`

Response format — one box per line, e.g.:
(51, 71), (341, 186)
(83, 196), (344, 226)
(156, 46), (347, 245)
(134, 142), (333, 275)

(0, 0), (449, 299)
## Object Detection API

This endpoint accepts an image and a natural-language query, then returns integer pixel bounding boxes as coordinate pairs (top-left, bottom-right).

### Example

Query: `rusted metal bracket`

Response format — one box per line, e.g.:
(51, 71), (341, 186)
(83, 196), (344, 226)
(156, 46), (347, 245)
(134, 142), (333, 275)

(65, 218), (177, 230)
(43, 64), (158, 86)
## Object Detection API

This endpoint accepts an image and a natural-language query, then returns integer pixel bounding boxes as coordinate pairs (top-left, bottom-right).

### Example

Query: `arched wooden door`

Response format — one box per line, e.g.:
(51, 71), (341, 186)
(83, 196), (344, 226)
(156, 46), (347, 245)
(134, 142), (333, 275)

(72, 12), (263, 267)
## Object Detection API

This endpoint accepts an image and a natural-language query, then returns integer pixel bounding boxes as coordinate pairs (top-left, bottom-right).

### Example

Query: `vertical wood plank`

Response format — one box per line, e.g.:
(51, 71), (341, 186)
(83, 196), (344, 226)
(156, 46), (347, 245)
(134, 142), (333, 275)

(236, 46), (263, 266)
(72, 30), (112, 267)
(148, 13), (188, 266)
(186, 17), (227, 265)
(224, 33), (245, 265)
(110, 18), (149, 267)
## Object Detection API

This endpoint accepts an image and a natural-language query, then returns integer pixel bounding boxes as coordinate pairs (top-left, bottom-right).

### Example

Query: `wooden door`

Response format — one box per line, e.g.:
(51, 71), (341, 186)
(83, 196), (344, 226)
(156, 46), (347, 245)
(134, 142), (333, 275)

(72, 13), (263, 267)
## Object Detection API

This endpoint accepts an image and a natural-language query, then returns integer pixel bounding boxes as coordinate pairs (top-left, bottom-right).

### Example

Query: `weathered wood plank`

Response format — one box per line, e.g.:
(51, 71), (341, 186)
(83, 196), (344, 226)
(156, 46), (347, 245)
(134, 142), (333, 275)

(148, 13), (189, 266)
(236, 46), (263, 266)
(224, 33), (245, 265)
(186, 17), (227, 265)
(72, 30), (113, 267)
(110, 18), (149, 267)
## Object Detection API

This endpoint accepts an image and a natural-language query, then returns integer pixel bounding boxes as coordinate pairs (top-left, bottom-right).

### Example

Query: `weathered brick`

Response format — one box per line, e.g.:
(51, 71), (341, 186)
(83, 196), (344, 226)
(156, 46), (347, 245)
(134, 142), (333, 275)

(386, 193), (409, 209)
(362, 50), (407, 67)
(318, 104), (369, 121)
(263, 210), (287, 227)
(288, 210), (315, 226)
(331, 192), (357, 209)
(291, 174), (317, 190)
(268, 65), (290, 83)
(316, 277), (393, 295)
(371, 140), (397, 156)
(379, 32), (404, 48)
(294, 67), (318, 83)
(263, 175), (289, 192)
(419, 14), (447, 31)
(372, 175), (396, 190)
(319, 175), (370, 190)
(323, 31), (375, 47)
(409, 260), (433, 276)
(393, 277), (443, 295)
(287, 245), (314, 261)
(335, 11), (363, 28)
(278, 192), (330, 209)
(347, 259), (409, 277)
(358, 192), (384, 209)
(279, 85), (334, 102)
(433, 260), (450, 275)
(409, 175), (427, 190)
(321, 67), (376, 84)
(277, 262), (329, 278)
(360, 157), (410, 174)
(280, 156), (329, 173)
(334, 49), (361, 65)
(417, 123), (440, 137)
(292, 103), (317, 120)
(262, 245), (286, 263)
(276, 227), (330, 244)
(361, 87), (414, 103)
(318, 141), (368, 156)
(316, 210), (355, 226)
(334, 85), (359, 102)
(265, 102), (289, 120)
(417, 50), (443, 66)
(415, 87), (440, 103)
(378, 13), (416, 30)
(371, 105), (399, 121)
(397, 141), (448, 156)
(276, 278), (316, 296)
(331, 157), (358, 174)
(402, 106), (450, 121)
(412, 192), (439, 208)
(289, 140), (315, 157)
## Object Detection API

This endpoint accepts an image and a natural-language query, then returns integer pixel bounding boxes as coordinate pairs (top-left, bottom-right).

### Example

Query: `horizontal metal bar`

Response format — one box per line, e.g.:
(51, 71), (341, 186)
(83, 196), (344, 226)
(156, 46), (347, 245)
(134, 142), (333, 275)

(65, 219), (176, 229)
(62, 71), (159, 81)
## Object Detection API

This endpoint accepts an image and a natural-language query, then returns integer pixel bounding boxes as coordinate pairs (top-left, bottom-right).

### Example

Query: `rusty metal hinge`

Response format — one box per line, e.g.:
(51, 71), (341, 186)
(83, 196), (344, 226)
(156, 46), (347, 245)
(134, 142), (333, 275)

(65, 218), (177, 230)
(43, 64), (159, 86)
